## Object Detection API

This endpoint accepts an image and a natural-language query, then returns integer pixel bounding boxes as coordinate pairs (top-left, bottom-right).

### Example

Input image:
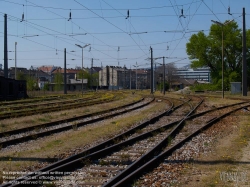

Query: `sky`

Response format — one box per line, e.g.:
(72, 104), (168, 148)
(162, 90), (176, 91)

(0, 0), (249, 70)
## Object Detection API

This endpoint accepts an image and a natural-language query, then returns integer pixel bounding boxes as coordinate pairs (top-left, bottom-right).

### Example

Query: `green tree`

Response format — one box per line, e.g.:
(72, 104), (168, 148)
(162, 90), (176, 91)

(16, 72), (26, 80)
(26, 76), (37, 91)
(91, 72), (99, 89)
(186, 21), (250, 89)
(77, 69), (85, 79)
(77, 70), (92, 88)
(157, 82), (169, 92)
(54, 72), (63, 91)
(77, 70), (99, 89)
(43, 83), (49, 91)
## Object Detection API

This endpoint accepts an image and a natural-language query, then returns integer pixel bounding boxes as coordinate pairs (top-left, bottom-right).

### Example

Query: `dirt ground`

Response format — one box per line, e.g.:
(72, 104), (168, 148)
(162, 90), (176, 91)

(178, 109), (250, 187)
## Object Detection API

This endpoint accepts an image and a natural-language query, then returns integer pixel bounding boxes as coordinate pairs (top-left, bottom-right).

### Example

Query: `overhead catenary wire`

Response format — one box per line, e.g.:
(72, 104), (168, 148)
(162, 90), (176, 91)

(20, 0), (122, 58)
(0, 7), (122, 62)
(201, 0), (222, 22)
(2, 13), (205, 51)
(1, 0), (248, 69)
(102, 0), (148, 51)
(0, 0), (203, 11)
(4, 12), (243, 21)
(74, 0), (148, 55)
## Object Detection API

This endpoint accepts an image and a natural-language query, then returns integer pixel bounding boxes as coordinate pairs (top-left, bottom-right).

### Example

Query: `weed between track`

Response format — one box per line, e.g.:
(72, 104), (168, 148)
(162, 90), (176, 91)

(0, 91), (249, 186)
(173, 110), (250, 187)
(0, 93), (141, 132)
(0, 99), (167, 182)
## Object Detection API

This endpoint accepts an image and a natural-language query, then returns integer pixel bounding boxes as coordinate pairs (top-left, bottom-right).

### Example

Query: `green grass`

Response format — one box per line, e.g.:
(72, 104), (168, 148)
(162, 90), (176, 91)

(45, 140), (63, 149)
(190, 84), (220, 92)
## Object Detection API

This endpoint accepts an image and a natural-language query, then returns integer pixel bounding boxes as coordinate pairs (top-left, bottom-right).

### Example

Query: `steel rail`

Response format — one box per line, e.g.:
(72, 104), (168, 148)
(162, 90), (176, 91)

(0, 97), (155, 148)
(102, 96), (203, 186)
(0, 94), (79, 106)
(2, 98), (247, 187)
(0, 97), (145, 138)
(0, 97), (175, 187)
(110, 102), (250, 187)
(0, 95), (117, 120)
(2, 97), (192, 187)
(0, 94), (102, 111)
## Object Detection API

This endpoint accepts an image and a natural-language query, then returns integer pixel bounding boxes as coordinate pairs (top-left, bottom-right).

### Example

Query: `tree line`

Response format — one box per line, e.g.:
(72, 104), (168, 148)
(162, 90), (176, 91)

(186, 20), (250, 91)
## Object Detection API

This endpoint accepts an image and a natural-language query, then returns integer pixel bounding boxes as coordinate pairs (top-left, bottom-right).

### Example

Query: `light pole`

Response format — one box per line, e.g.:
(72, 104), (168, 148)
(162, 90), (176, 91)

(211, 19), (233, 99)
(154, 58), (166, 95)
(242, 8), (247, 96)
(129, 65), (131, 90)
(163, 57), (165, 95)
(75, 43), (90, 96)
(15, 42), (17, 79)
(64, 48), (67, 94)
(150, 47), (153, 94)
(133, 62), (138, 90)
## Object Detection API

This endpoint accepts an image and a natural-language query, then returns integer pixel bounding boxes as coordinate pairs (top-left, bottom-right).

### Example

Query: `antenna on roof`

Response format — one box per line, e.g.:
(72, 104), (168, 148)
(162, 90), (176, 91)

(117, 46), (120, 66)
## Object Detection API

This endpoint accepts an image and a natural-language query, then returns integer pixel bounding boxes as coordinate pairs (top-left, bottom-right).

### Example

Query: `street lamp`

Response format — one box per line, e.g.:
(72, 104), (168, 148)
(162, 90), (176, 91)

(133, 62), (138, 90)
(154, 57), (166, 95)
(211, 19), (233, 99)
(75, 43), (90, 96)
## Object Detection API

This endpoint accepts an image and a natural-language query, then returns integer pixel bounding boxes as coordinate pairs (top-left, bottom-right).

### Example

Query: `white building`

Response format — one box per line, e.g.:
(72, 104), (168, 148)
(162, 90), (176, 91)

(175, 64), (211, 83)
(99, 66), (131, 89)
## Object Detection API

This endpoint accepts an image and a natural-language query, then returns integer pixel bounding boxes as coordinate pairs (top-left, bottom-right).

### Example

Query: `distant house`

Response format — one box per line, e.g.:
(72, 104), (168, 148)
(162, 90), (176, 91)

(38, 65), (58, 82)
(8, 67), (51, 90)
(8, 67), (49, 81)
(171, 81), (184, 90)
(38, 77), (49, 90)
(99, 66), (149, 90)
(8, 67), (29, 79)
(67, 78), (88, 91)
(170, 79), (197, 90)
(86, 67), (102, 74)
(48, 78), (88, 91)
(99, 66), (134, 89)
(51, 68), (82, 83)
(49, 67), (89, 91)
(136, 69), (148, 89)
(178, 79), (198, 87)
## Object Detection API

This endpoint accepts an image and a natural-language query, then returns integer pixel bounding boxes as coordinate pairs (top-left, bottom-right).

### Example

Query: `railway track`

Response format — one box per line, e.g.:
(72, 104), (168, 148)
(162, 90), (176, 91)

(0, 96), (191, 186)
(108, 102), (250, 187)
(0, 97), (154, 148)
(2, 96), (248, 187)
(0, 93), (117, 120)
(0, 94), (78, 106)
(0, 93), (101, 112)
